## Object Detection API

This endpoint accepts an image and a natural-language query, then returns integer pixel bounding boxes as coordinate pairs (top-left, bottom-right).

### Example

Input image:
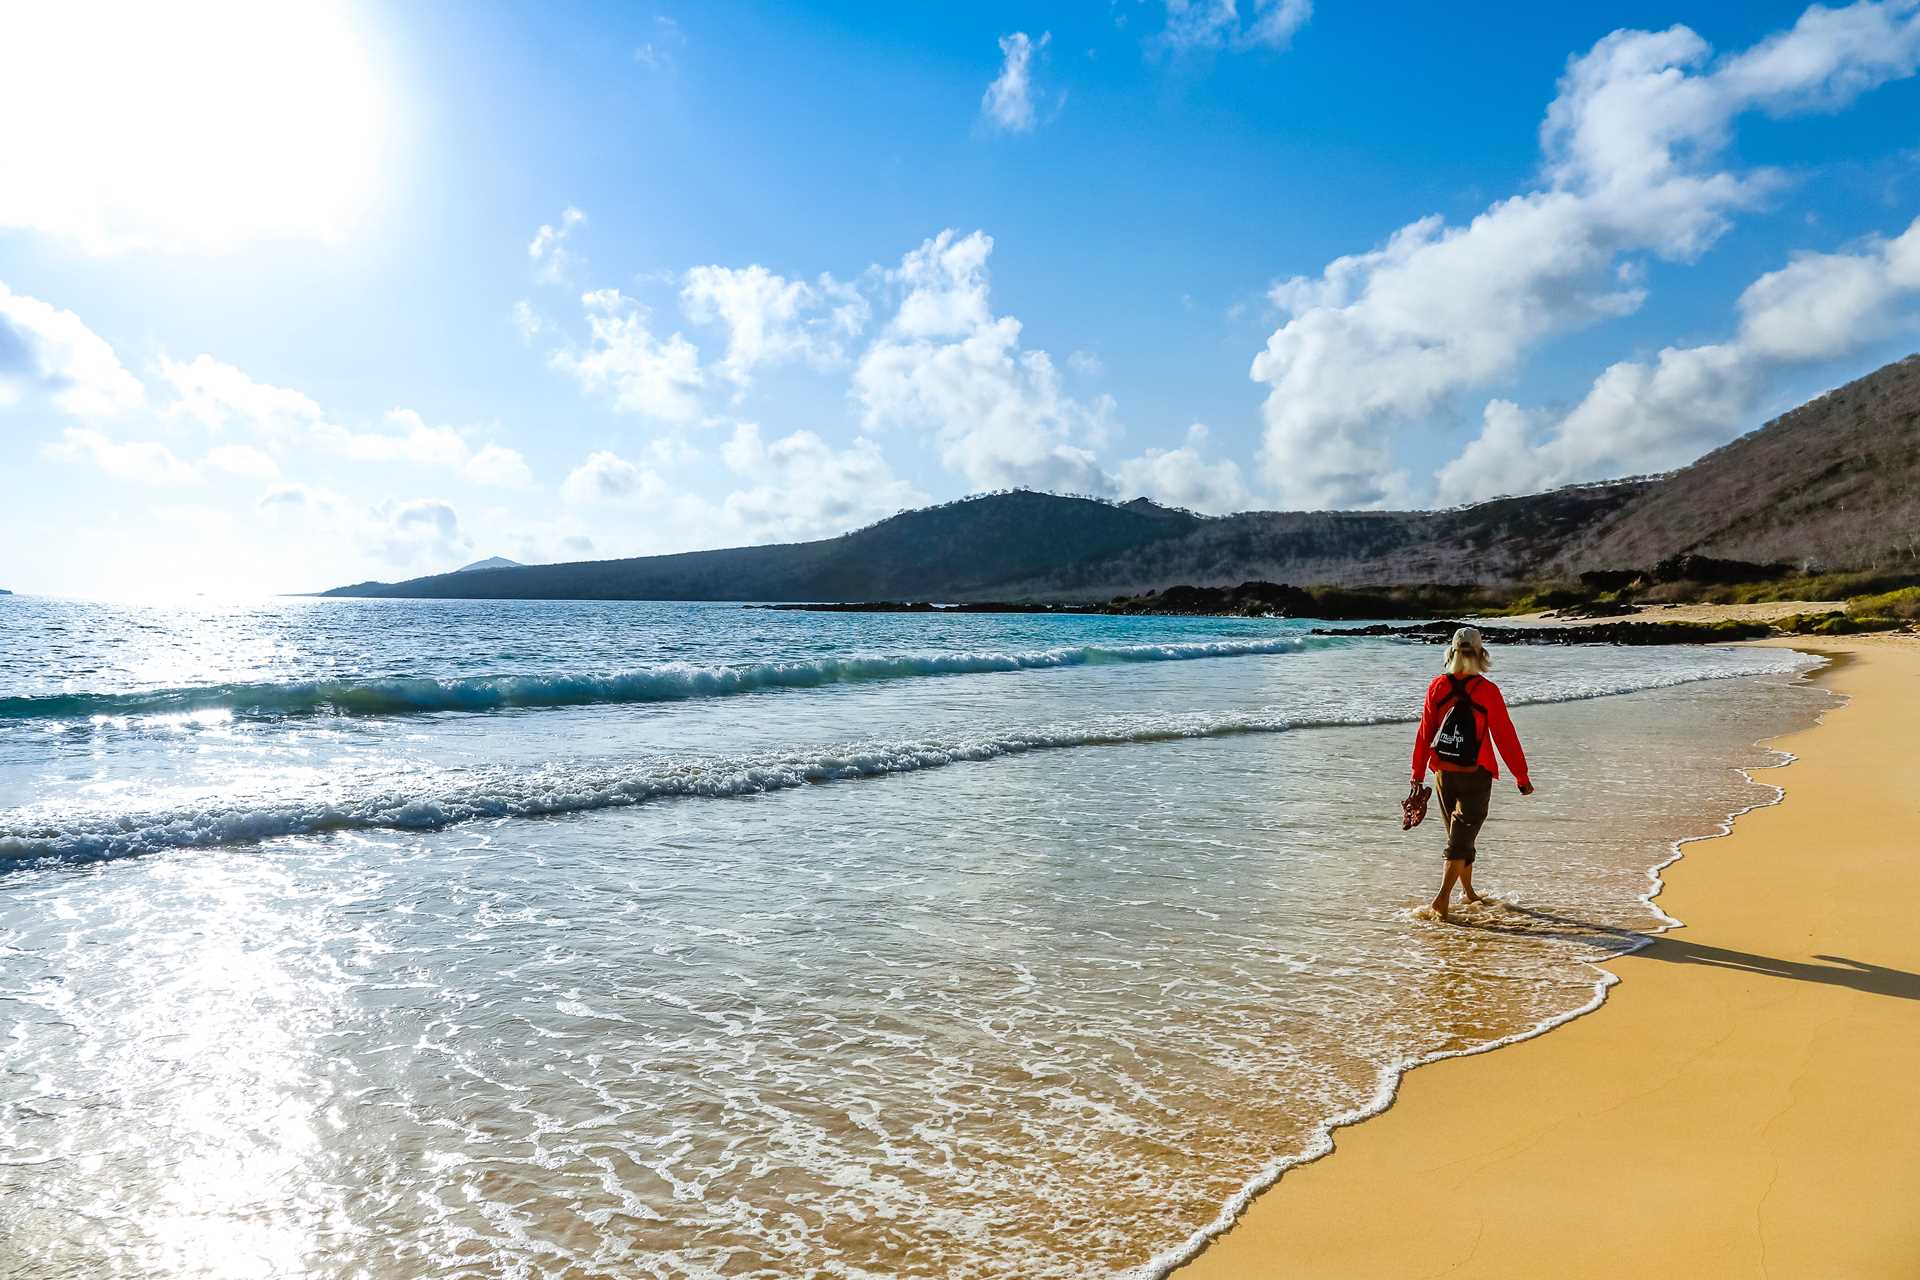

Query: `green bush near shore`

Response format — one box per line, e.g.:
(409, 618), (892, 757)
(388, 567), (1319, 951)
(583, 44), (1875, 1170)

(1705, 619), (1776, 638)
(1496, 567), (1920, 616)
(1178, 575), (1920, 624)
(1845, 586), (1920, 620)
(1775, 610), (1907, 635)
(1665, 569), (1920, 606)
(1497, 585), (1587, 614)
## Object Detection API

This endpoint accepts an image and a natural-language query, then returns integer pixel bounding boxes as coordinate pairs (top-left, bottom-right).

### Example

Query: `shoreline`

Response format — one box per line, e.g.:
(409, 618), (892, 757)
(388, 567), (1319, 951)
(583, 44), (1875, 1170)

(1131, 647), (1830, 1278)
(1170, 633), (1920, 1278)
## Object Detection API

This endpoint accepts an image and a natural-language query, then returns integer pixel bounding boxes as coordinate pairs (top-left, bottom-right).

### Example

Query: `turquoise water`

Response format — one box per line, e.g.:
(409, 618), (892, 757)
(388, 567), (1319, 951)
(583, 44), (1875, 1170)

(0, 597), (1827, 1277)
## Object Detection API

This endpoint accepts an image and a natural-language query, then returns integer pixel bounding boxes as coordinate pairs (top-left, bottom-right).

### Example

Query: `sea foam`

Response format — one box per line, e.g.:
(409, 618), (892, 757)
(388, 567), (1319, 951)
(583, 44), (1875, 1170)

(0, 647), (1817, 864)
(0, 636), (1327, 723)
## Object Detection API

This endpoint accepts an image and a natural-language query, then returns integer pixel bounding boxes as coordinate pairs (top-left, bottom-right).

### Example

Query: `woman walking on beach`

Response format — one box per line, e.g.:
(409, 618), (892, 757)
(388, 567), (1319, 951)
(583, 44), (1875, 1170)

(1411, 626), (1532, 918)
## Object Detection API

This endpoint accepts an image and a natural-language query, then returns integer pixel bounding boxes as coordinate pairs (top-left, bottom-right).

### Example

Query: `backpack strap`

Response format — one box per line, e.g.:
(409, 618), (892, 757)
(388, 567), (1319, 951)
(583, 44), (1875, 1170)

(1445, 674), (1484, 715)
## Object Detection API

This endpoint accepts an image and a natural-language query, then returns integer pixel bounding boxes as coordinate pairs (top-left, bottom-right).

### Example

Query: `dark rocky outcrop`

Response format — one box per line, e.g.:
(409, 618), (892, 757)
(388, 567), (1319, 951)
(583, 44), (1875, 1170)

(1648, 554), (1791, 584)
(754, 582), (1326, 618)
(757, 581), (1471, 620)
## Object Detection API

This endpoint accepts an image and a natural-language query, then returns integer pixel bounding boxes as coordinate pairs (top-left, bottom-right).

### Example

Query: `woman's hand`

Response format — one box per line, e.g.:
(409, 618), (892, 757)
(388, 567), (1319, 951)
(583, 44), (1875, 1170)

(1518, 782), (1535, 796)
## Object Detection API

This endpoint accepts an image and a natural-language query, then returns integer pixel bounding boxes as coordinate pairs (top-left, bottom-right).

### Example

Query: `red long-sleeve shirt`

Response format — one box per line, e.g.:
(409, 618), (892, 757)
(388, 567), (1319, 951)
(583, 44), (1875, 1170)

(1411, 674), (1530, 788)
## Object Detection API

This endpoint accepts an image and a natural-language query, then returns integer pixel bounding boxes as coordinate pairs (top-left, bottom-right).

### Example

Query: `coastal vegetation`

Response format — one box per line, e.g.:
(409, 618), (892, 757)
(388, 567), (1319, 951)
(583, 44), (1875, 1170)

(1846, 586), (1920, 620)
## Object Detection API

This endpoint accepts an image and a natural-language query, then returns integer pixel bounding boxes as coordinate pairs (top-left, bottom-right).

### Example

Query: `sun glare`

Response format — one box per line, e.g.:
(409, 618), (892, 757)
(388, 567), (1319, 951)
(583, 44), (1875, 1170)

(0, 1), (390, 253)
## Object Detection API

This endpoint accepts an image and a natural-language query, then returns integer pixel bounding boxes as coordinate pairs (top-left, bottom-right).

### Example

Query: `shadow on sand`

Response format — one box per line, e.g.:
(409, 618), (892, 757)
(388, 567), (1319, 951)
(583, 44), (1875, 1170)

(1462, 905), (1920, 1002)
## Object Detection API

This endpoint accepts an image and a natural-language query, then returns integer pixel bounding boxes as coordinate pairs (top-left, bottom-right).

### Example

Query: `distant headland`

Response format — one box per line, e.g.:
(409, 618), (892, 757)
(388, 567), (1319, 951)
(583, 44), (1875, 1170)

(315, 355), (1920, 620)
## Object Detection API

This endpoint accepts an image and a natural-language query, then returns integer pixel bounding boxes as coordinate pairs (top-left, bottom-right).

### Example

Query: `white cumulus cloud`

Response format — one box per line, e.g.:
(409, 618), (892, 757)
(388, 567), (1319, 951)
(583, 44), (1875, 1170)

(681, 264), (868, 385)
(257, 486), (475, 572)
(155, 355), (532, 486)
(854, 230), (1117, 494)
(159, 354), (324, 439)
(465, 443), (536, 488)
(369, 498), (470, 569)
(42, 428), (198, 485)
(551, 289), (704, 421)
(561, 449), (666, 506)
(203, 442), (282, 478)
(1114, 424), (1254, 514)
(1252, 1), (1920, 509)
(718, 423), (925, 540)
(0, 281), (145, 416)
(1435, 216), (1920, 504)
(315, 408), (533, 487)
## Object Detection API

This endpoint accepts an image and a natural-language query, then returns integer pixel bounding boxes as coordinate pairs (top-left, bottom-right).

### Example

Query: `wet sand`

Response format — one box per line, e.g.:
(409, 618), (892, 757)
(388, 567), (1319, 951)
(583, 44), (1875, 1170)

(1176, 633), (1920, 1278)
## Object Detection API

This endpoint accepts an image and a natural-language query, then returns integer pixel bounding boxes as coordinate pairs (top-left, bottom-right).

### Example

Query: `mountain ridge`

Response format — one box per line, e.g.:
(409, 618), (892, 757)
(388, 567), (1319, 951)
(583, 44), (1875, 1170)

(318, 354), (1920, 602)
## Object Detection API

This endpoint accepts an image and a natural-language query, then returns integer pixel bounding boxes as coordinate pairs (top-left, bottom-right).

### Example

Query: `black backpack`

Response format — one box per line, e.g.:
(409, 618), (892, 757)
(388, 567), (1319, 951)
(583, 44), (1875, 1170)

(1431, 675), (1482, 767)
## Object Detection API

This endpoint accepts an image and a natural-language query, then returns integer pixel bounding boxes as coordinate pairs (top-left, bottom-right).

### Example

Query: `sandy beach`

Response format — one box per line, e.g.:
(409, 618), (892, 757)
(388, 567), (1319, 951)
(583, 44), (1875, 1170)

(1178, 632), (1920, 1278)
(1510, 599), (1846, 626)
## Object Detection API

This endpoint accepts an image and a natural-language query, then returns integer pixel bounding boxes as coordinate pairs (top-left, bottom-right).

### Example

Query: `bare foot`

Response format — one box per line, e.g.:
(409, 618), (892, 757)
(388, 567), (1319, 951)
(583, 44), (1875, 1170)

(1429, 898), (1451, 919)
(1463, 890), (1484, 905)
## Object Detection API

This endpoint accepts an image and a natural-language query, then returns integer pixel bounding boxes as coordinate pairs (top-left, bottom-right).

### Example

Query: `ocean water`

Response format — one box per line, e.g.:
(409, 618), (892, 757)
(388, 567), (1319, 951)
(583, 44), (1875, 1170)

(0, 597), (1830, 1278)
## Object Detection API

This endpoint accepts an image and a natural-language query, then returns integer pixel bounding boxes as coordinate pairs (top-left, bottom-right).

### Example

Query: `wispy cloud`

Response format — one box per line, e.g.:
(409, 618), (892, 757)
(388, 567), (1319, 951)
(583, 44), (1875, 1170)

(981, 31), (1050, 133)
(314, 409), (534, 488)
(1157, 0), (1311, 53)
(633, 15), (685, 71)
(529, 207), (587, 285)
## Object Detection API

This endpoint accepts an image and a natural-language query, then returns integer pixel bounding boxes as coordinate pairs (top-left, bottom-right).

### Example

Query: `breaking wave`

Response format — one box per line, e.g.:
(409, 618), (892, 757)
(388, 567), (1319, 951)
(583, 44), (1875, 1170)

(0, 649), (1819, 865)
(0, 636), (1327, 723)
(1, 712), (1357, 863)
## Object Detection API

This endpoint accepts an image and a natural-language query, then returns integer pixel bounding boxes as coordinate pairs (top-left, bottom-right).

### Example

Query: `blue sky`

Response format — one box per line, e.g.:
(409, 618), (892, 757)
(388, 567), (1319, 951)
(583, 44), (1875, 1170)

(3, 1), (1918, 598)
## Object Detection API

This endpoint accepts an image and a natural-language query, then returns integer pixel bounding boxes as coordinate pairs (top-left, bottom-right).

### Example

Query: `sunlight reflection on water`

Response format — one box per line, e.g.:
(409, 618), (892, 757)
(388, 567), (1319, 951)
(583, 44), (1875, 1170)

(0, 666), (1828, 1279)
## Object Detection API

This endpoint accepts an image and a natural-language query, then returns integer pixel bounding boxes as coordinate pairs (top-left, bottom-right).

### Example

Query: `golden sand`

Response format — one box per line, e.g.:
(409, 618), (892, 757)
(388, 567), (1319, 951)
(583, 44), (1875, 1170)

(1176, 633), (1920, 1278)
(1508, 599), (1844, 626)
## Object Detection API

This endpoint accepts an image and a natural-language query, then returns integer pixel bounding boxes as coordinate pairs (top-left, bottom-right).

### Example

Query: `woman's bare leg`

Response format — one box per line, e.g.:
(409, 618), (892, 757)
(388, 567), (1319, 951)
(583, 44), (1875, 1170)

(1459, 861), (1482, 904)
(1431, 859), (1464, 917)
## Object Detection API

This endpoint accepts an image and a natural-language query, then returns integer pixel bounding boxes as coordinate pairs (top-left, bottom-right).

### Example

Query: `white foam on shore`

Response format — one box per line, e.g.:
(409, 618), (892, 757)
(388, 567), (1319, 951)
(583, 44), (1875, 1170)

(0, 649), (1820, 865)
(0, 636), (1329, 723)
(1124, 654), (1841, 1280)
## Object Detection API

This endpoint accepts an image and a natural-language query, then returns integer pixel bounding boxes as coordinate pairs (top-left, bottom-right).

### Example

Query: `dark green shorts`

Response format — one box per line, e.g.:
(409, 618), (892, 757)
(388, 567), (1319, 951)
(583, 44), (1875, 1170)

(1434, 767), (1493, 863)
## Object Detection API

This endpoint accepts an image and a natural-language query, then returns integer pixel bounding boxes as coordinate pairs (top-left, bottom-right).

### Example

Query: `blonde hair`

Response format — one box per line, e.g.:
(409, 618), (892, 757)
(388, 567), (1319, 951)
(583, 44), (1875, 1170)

(1444, 626), (1492, 676)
